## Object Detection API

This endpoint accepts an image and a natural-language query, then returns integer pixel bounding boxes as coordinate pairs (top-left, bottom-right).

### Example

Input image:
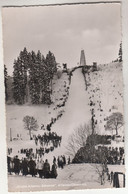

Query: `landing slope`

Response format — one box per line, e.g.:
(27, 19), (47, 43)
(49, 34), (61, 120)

(52, 68), (91, 145)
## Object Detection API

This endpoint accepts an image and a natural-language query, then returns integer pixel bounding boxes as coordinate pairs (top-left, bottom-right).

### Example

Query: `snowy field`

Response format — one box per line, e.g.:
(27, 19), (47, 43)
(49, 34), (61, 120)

(8, 163), (125, 192)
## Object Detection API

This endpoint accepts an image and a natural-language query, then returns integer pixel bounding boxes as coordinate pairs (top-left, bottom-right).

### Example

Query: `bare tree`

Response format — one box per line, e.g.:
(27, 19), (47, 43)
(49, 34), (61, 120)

(92, 163), (108, 185)
(23, 116), (39, 140)
(66, 123), (91, 157)
(105, 112), (123, 135)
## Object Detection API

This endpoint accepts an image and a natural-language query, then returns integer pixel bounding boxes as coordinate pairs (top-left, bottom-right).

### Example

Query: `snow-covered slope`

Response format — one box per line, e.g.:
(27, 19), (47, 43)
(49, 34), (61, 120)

(6, 62), (124, 164)
(52, 68), (91, 144)
(86, 62), (124, 136)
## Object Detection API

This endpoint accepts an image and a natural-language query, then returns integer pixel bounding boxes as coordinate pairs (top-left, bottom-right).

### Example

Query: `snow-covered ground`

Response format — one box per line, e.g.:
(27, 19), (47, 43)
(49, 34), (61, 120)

(6, 62), (125, 190)
(8, 163), (125, 192)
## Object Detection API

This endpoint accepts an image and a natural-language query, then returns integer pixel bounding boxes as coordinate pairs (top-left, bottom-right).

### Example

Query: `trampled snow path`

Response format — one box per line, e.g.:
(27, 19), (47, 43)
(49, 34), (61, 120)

(52, 68), (91, 142)
(44, 68), (91, 161)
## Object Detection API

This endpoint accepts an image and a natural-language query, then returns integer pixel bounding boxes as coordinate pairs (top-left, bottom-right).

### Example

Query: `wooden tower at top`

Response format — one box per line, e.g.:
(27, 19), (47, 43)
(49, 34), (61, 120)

(80, 49), (86, 66)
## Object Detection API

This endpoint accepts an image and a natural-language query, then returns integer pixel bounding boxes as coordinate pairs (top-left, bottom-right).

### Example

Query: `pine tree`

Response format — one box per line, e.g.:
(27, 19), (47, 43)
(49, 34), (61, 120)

(39, 60), (51, 104)
(19, 47), (29, 102)
(4, 64), (8, 102)
(13, 48), (29, 104)
(118, 42), (122, 62)
(39, 55), (47, 103)
(46, 51), (57, 79)
(13, 58), (25, 104)
(46, 51), (57, 94)
(37, 50), (44, 101)
(36, 50), (42, 64)
(28, 51), (40, 104)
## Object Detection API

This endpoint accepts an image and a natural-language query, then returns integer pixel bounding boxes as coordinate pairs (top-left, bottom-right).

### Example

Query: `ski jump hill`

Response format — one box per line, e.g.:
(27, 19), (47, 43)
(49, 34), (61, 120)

(7, 62), (124, 165)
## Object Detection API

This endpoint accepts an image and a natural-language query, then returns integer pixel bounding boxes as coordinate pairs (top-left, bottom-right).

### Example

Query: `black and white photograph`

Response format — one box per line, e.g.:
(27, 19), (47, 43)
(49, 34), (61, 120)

(1, 1), (125, 192)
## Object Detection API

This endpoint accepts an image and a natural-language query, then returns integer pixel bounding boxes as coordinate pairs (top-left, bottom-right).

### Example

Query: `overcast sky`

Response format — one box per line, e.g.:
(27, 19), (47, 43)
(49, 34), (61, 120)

(2, 3), (121, 76)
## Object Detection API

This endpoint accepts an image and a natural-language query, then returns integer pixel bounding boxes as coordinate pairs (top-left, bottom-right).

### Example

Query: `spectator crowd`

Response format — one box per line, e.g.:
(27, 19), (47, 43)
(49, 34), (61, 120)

(34, 132), (62, 148)
(7, 154), (71, 179)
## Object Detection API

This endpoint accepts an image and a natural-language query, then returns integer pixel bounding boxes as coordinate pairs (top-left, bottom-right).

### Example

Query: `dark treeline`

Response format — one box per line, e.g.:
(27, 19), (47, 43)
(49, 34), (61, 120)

(4, 64), (8, 101)
(6, 48), (57, 105)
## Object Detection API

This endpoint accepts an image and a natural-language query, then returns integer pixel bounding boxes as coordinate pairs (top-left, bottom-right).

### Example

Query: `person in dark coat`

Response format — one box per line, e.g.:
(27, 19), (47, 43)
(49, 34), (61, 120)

(57, 156), (60, 168)
(7, 156), (11, 175)
(43, 159), (50, 178)
(110, 171), (114, 184)
(13, 155), (20, 175)
(59, 156), (64, 169)
(28, 157), (36, 177)
(113, 172), (120, 188)
(51, 161), (57, 178)
(68, 156), (71, 165)
(47, 124), (51, 131)
(53, 156), (56, 163)
(62, 155), (66, 165)
(22, 158), (28, 176)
